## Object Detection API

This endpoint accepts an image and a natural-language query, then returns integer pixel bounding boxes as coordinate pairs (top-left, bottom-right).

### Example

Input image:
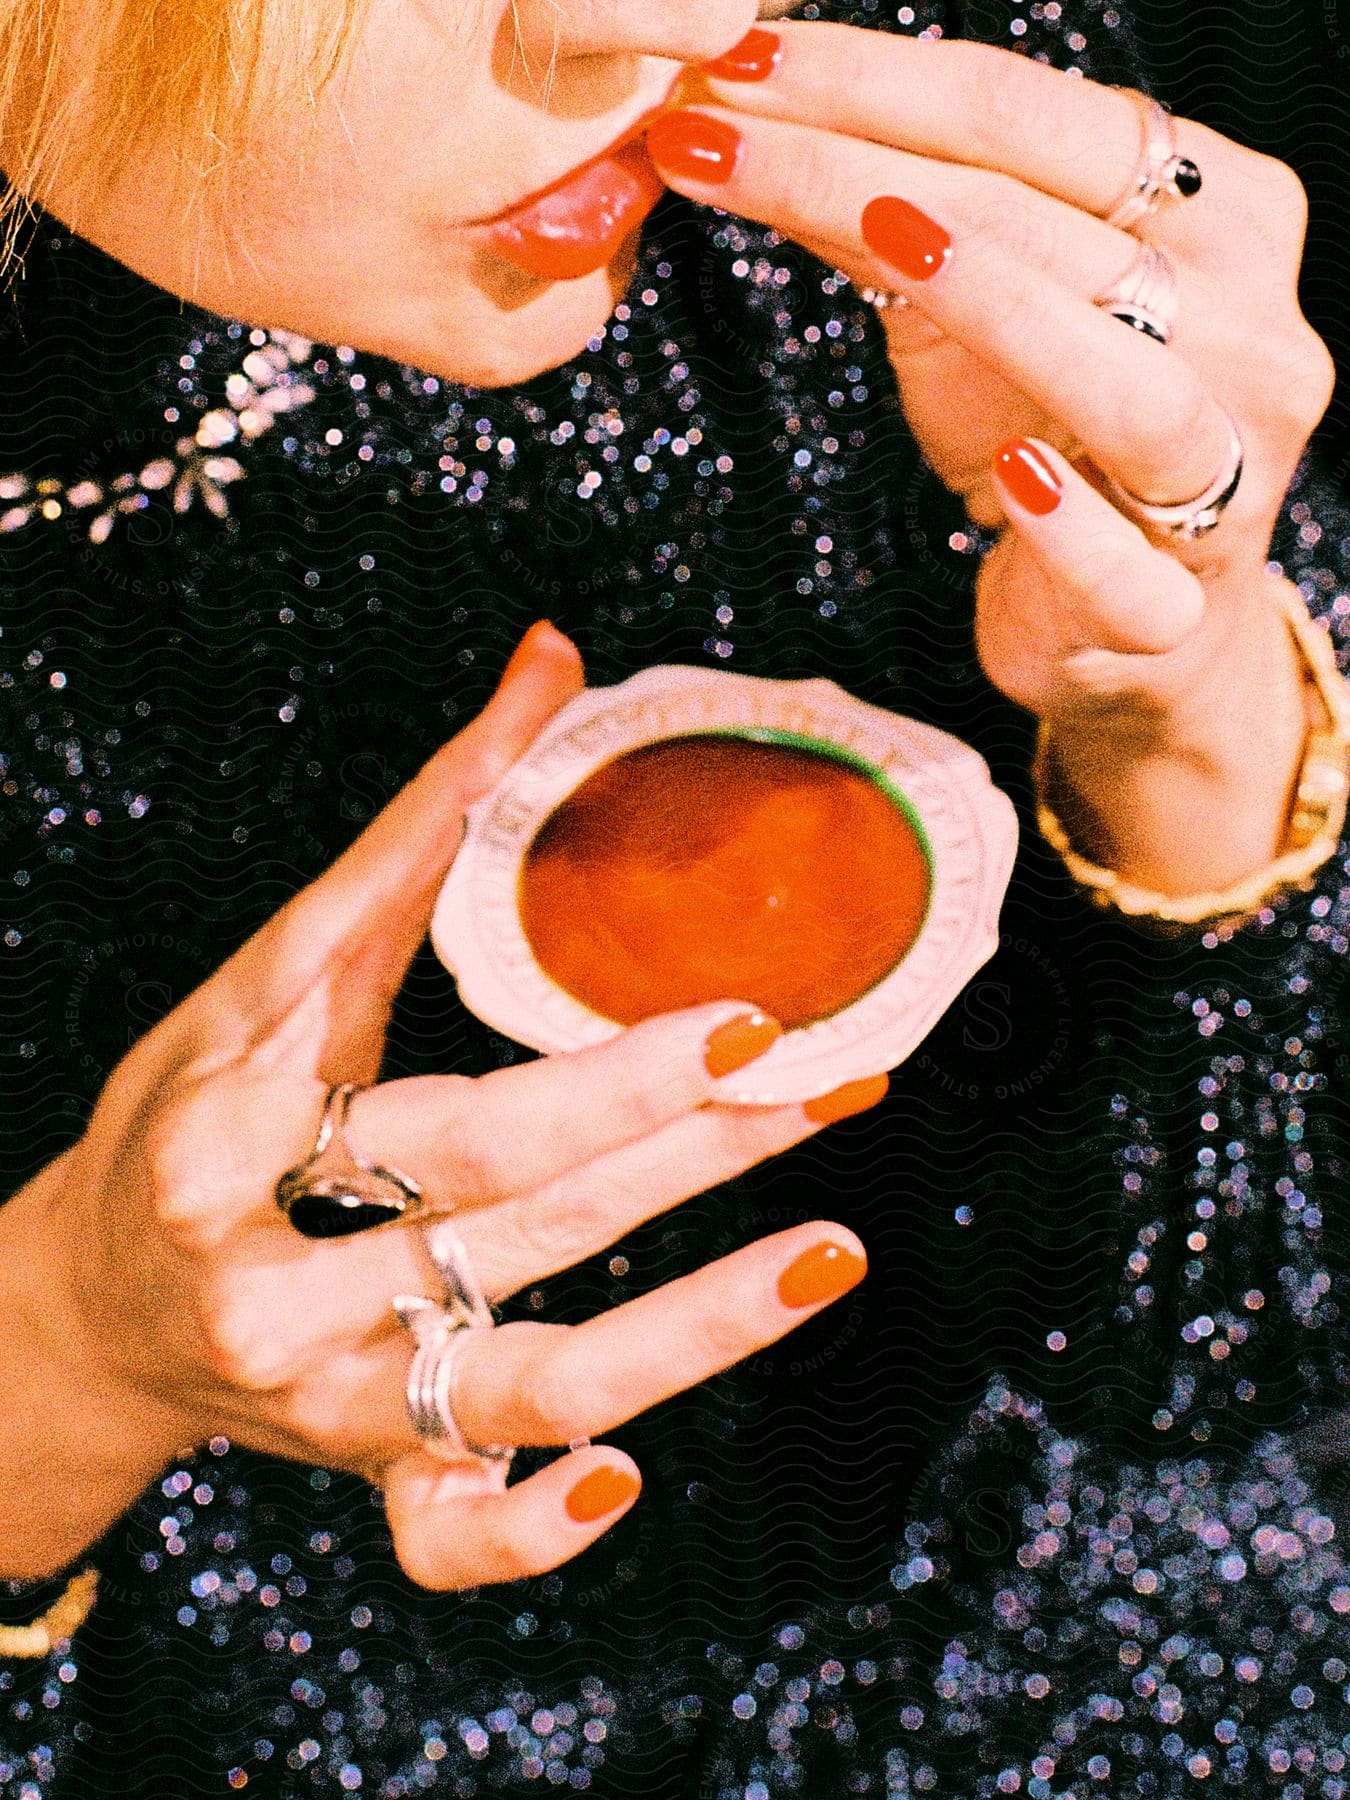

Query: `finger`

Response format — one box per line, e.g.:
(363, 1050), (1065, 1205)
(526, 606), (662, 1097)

(649, 102), (1122, 308)
(462, 1088), (837, 1296)
(218, 1075), (886, 1354)
(448, 1222), (868, 1450)
(980, 436), (1206, 710)
(512, 0), (757, 64)
(291, 1081), (867, 1342)
(178, 999), (781, 1247)
(646, 108), (1234, 510)
(694, 25), (1241, 239)
(346, 1002), (783, 1211)
(207, 621), (584, 1070)
(265, 1212), (870, 1459)
(383, 1446), (642, 1591)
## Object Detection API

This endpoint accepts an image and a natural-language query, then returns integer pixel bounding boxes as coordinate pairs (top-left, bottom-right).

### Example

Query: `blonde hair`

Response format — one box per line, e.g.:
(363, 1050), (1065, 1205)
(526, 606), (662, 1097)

(0, 0), (365, 254)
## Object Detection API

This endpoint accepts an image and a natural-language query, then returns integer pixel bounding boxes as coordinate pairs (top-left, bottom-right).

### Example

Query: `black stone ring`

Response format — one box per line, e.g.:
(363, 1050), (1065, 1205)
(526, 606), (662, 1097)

(1106, 93), (1203, 233)
(275, 1083), (424, 1238)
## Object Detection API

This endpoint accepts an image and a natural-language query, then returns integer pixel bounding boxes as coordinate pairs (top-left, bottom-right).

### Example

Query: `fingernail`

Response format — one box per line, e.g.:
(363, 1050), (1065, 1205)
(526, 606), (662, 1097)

(860, 196), (952, 282)
(701, 27), (782, 81)
(704, 1010), (783, 1078)
(566, 1465), (641, 1524)
(778, 1240), (868, 1309)
(646, 111), (742, 186)
(994, 439), (1063, 516)
(803, 1072), (890, 1126)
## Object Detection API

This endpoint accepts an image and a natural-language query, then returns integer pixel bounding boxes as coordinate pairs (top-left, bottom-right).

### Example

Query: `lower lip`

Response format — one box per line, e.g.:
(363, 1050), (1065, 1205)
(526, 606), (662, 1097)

(485, 138), (667, 282)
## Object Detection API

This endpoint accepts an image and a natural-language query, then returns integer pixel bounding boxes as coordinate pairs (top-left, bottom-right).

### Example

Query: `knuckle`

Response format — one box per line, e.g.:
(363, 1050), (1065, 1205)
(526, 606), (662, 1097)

(1117, 370), (1211, 474)
(392, 1524), (451, 1594)
(141, 1078), (252, 1240)
(829, 28), (883, 112)
(1281, 327), (1337, 430)
(690, 1305), (755, 1372)
(139, 1095), (196, 1220)
(711, 1107), (800, 1179)
(1256, 155), (1309, 230)
(1080, 544), (1149, 612)
(199, 1295), (290, 1392)
(474, 1519), (538, 1585)
(1229, 153), (1310, 263)
(950, 43), (1028, 162)
(518, 1353), (587, 1444)
(788, 139), (856, 241)
(437, 1121), (503, 1210)
(141, 1104), (221, 1243)
(621, 1073), (680, 1140)
(284, 1382), (349, 1449)
(516, 1186), (612, 1266)
(979, 179), (1059, 276)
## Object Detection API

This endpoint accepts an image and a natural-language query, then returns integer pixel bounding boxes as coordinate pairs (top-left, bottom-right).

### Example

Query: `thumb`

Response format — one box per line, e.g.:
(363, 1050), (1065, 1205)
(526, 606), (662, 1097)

(216, 621), (585, 1059)
(978, 437), (1205, 714)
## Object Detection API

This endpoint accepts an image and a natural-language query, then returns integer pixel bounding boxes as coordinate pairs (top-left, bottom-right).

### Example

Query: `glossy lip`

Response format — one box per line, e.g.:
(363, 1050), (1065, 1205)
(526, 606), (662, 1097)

(481, 120), (668, 283)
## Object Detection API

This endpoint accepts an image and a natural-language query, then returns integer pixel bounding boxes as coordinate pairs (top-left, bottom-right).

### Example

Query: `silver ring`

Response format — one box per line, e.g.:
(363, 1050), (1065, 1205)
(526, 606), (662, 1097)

(1105, 92), (1203, 232)
(420, 1217), (496, 1331)
(393, 1293), (515, 1477)
(859, 285), (910, 312)
(1104, 407), (1245, 542)
(275, 1083), (424, 1238)
(1093, 243), (1179, 347)
(415, 1220), (592, 1456)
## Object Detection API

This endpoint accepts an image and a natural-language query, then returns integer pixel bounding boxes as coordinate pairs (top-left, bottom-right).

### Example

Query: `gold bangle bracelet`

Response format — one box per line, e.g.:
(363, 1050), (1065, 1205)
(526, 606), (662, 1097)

(1034, 584), (1350, 931)
(0, 1569), (99, 1658)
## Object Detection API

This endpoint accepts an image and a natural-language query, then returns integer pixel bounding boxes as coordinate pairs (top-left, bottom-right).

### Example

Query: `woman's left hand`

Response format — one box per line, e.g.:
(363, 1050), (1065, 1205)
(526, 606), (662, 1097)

(648, 26), (1339, 897)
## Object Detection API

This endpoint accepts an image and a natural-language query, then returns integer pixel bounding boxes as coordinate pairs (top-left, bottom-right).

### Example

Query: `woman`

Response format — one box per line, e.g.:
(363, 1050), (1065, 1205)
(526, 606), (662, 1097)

(1, 0), (1347, 1793)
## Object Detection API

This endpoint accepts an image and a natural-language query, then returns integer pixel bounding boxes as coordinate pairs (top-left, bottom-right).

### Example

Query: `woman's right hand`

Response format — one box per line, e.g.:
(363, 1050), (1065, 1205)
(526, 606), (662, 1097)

(3, 623), (877, 1590)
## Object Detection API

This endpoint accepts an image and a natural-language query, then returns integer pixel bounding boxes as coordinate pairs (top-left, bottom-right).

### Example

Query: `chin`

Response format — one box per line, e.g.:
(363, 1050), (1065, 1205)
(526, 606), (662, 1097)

(442, 244), (639, 388)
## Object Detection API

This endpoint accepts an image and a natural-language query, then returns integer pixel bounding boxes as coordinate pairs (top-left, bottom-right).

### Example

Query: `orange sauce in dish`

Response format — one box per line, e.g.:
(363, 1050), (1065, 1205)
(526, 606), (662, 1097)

(518, 734), (930, 1029)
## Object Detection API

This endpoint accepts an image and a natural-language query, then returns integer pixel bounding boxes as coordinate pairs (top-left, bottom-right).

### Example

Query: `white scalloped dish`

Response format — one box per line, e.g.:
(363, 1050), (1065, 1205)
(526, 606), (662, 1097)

(431, 666), (1019, 1105)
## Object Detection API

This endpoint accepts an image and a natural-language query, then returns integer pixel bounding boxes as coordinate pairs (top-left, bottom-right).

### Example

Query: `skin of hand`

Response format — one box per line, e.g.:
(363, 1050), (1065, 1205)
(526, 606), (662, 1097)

(0, 622), (879, 1589)
(648, 26), (1339, 898)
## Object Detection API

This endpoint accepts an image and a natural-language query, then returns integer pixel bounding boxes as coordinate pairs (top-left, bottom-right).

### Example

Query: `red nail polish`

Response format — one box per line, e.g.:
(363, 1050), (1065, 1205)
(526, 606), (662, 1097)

(702, 27), (782, 82)
(994, 439), (1064, 516)
(646, 112), (742, 186)
(860, 196), (952, 282)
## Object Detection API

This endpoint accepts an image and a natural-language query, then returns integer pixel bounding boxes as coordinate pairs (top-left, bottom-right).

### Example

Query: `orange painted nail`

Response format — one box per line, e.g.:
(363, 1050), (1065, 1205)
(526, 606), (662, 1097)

(803, 1072), (890, 1126)
(778, 1240), (868, 1309)
(704, 1011), (783, 1078)
(565, 1466), (641, 1524)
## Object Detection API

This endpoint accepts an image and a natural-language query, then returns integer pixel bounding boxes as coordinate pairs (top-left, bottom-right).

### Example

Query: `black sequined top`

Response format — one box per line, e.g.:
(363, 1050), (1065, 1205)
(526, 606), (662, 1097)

(2, 3), (1349, 1796)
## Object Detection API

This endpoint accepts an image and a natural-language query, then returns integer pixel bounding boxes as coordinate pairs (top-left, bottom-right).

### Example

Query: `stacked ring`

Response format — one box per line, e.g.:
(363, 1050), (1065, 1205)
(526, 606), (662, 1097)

(1104, 407), (1245, 542)
(394, 1222), (516, 1480)
(1105, 91), (1203, 232)
(1093, 242), (1179, 348)
(393, 1294), (514, 1472)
